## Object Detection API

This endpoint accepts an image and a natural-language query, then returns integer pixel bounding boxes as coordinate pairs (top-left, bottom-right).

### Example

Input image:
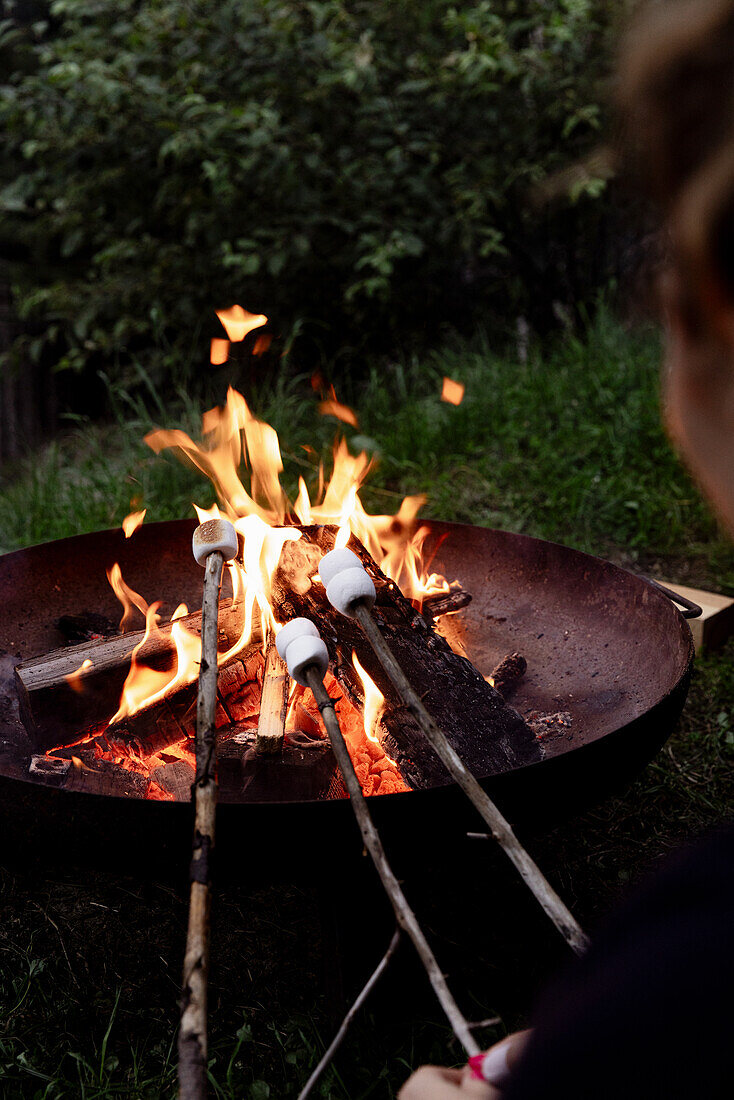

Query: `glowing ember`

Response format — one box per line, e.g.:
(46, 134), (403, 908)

(252, 333), (272, 357)
(215, 304), (267, 343)
(441, 377), (465, 406)
(210, 338), (229, 365)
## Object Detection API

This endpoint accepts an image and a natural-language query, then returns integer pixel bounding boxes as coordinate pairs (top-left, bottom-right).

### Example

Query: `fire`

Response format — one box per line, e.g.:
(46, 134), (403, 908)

(441, 377), (465, 406)
(65, 658), (93, 693)
(318, 387), (359, 429)
(110, 602), (202, 724)
(106, 563), (150, 632)
(122, 509), (146, 539)
(97, 304), (454, 796)
(352, 652), (385, 744)
(210, 338), (229, 365)
(215, 304), (267, 343)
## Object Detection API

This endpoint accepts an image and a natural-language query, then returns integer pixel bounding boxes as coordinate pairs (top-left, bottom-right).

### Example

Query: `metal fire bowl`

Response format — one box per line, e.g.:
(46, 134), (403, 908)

(0, 520), (694, 874)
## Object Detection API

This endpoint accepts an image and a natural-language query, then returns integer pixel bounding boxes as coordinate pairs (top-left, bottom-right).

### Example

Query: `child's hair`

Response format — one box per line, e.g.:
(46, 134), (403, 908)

(617, 0), (734, 324)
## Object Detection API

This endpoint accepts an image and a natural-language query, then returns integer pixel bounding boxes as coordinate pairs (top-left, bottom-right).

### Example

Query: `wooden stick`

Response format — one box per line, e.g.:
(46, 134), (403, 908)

(297, 928), (401, 1100)
(304, 665), (479, 1058)
(178, 550), (224, 1100)
(352, 602), (589, 957)
(255, 639), (288, 755)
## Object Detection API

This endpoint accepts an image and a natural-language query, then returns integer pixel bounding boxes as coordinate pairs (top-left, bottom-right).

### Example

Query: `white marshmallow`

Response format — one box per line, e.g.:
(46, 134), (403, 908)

(284, 634), (329, 686)
(192, 518), (239, 566)
(326, 568), (376, 618)
(318, 547), (362, 587)
(275, 617), (319, 660)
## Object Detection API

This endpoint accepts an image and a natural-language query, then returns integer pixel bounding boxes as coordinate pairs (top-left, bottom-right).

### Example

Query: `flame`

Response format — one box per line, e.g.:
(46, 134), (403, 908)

(216, 305), (267, 342)
(65, 658), (93, 693)
(352, 652), (385, 744)
(319, 388), (359, 429)
(441, 377), (465, 406)
(109, 602), (202, 724)
(104, 303), (452, 731)
(210, 338), (229, 365)
(107, 563), (150, 632)
(122, 509), (146, 539)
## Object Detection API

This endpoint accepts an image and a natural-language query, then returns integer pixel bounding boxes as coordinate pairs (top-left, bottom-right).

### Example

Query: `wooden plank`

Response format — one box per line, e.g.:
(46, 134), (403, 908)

(660, 580), (734, 651)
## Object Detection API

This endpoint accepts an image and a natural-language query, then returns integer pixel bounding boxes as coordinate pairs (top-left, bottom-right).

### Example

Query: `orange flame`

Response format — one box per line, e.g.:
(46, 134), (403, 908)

(106, 563), (150, 632)
(319, 388), (359, 429)
(122, 509), (146, 539)
(65, 658), (93, 693)
(216, 305), (267, 342)
(105, 303), (453, 727)
(352, 652), (385, 744)
(441, 377), (465, 406)
(210, 338), (229, 365)
(109, 602), (202, 724)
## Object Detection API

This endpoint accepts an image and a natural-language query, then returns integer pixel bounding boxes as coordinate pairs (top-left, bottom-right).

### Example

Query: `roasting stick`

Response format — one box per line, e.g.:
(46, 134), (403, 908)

(320, 549), (590, 957)
(276, 618), (480, 1059)
(178, 519), (239, 1100)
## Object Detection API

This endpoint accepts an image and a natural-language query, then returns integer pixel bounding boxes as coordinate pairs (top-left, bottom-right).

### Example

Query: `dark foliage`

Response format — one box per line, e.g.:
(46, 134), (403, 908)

(0, 0), (623, 391)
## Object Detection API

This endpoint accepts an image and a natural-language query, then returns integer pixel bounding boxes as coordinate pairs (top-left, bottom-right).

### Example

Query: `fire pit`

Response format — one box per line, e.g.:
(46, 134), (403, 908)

(0, 514), (694, 871)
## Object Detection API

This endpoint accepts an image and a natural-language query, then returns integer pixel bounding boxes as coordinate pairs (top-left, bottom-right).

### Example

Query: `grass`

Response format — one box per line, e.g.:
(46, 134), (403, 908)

(0, 306), (732, 1096)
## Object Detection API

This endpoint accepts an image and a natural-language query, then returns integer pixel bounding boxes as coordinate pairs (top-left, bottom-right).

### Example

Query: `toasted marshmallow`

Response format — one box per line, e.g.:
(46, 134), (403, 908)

(192, 518), (239, 566)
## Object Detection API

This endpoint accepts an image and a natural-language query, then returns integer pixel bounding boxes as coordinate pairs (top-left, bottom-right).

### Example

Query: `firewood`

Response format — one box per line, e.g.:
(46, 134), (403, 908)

(255, 640), (288, 755)
(272, 526), (541, 789)
(14, 601), (258, 753)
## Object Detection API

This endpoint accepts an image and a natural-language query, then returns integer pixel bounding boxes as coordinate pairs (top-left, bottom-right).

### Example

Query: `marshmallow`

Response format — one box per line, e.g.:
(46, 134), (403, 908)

(283, 634), (329, 686)
(192, 518), (239, 566)
(318, 547), (362, 587)
(275, 617), (319, 660)
(326, 567), (376, 618)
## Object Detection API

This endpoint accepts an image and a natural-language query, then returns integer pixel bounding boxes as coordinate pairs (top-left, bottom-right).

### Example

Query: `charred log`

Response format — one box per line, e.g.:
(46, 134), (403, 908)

(272, 526), (541, 790)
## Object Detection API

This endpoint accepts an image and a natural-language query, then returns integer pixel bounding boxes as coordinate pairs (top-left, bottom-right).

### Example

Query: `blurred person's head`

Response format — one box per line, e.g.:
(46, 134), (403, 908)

(617, 0), (734, 533)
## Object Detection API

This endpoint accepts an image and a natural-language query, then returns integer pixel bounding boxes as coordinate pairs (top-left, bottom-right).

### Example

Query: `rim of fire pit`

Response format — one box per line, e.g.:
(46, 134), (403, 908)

(0, 519), (694, 814)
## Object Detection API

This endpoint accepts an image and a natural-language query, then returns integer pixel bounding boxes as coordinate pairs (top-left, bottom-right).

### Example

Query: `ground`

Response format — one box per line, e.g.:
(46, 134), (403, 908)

(0, 310), (732, 1097)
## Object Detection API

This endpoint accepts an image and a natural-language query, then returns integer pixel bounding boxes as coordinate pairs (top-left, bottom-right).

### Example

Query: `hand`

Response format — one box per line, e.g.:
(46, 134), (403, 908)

(397, 1065), (498, 1099)
(398, 1031), (531, 1100)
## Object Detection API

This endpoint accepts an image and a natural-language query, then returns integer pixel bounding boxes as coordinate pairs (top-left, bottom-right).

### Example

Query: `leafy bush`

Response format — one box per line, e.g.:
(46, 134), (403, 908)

(0, 0), (621, 389)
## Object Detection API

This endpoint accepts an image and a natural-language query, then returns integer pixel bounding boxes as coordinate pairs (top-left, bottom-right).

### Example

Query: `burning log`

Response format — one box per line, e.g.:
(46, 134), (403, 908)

(272, 526), (541, 789)
(14, 600), (256, 754)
